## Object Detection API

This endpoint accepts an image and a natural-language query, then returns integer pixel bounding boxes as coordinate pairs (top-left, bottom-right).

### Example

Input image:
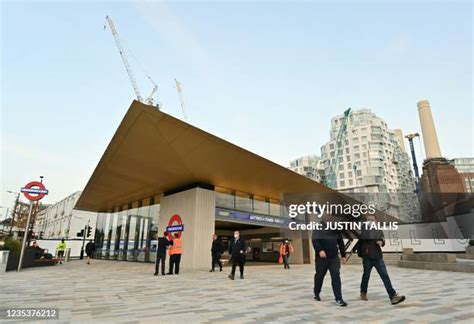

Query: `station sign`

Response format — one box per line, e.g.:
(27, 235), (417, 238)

(215, 208), (289, 228)
(21, 181), (49, 201)
(167, 214), (184, 240)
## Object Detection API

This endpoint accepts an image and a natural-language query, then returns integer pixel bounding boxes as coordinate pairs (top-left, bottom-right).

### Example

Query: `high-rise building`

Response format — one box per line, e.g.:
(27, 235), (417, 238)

(449, 158), (474, 193)
(288, 155), (325, 183)
(320, 109), (420, 221)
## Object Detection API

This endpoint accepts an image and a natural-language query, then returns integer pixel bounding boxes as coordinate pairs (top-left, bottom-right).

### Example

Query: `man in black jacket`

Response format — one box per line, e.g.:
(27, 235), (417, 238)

(228, 231), (247, 280)
(154, 232), (173, 276)
(312, 222), (348, 307)
(210, 234), (223, 272)
(356, 215), (405, 305)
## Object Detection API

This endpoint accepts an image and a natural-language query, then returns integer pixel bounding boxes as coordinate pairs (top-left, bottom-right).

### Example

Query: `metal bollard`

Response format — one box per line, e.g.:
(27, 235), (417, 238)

(65, 248), (71, 262)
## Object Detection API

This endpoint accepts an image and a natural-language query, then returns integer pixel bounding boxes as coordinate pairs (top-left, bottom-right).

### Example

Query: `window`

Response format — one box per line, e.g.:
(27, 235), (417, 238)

(216, 187), (235, 209)
(339, 172), (345, 179)
(254, 195), (269, 215)
(339, 180), (345, 187)
(235, 191), (252, 212)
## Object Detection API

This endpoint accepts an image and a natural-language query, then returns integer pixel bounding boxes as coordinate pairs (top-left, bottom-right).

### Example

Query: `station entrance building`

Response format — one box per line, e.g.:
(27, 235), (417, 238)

(75, 101), (334, 269)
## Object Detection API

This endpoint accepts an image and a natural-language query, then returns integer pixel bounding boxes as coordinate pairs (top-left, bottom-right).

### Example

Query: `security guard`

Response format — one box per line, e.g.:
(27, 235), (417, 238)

(168, 233), (182, 275)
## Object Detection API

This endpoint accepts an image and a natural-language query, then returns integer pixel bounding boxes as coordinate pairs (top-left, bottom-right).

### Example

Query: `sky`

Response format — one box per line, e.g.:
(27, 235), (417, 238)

(1, 0), (472, 216)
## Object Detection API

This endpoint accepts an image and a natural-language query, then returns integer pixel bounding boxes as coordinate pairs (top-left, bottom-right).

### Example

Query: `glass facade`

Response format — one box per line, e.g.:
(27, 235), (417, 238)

(215, 187), (283, 217)
(94, 201), (160, 263)
(94, 187), (290, 263)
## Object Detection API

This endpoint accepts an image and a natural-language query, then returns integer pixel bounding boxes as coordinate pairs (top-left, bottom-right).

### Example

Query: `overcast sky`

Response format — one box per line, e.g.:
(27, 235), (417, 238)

(1, 0), (472, 215)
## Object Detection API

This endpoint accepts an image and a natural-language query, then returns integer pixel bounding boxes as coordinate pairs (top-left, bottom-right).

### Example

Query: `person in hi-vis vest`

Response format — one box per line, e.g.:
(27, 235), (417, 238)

(167, 233), (182, 275)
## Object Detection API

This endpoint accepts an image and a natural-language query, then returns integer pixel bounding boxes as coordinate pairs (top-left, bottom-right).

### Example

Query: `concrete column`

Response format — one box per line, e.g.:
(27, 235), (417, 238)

(158, 188), (216, 270)
(417, 100), (442, 159)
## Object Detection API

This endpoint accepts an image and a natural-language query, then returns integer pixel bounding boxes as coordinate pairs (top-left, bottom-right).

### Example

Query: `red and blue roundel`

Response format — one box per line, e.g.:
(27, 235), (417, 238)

(166, 214), (184, 240)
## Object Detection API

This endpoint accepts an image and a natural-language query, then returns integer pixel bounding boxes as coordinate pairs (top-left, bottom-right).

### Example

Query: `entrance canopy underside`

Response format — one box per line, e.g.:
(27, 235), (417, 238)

(76, 100), (333, 212)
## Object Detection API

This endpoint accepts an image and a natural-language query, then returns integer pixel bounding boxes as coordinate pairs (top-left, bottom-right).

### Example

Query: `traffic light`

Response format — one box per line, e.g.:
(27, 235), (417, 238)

(86, 225), (92, 238)
(77, 229), (84, 237)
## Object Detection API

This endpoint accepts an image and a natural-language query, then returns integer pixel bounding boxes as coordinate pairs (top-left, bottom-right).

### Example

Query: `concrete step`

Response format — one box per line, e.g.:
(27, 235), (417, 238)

(398, 260), (474, 273)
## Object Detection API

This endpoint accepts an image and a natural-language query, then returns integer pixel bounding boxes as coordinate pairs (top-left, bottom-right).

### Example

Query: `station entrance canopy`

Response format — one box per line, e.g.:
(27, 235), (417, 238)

(75, 101), (334, 213)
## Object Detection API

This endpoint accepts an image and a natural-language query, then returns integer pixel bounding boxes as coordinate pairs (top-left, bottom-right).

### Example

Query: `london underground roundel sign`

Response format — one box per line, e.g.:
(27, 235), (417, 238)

(21, 181), (49, 201)
(166, 214), (184, 240)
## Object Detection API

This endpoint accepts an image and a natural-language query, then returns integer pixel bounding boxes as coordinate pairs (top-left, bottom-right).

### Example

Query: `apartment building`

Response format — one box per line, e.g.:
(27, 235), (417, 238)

(321, 109), (420, 222)
(35, 191), (96, 239)
(288, 155), (326, 183)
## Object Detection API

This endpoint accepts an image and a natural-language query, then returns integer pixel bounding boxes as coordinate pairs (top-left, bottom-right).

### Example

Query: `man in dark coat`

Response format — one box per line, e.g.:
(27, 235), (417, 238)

(356, 215), (405, 305)
(228, 231), (247, 280)
(85, 240), (96, 265)
(312, 220), (348, 307)
(210, 234), (224, 272)
(154, 232), (173, 276)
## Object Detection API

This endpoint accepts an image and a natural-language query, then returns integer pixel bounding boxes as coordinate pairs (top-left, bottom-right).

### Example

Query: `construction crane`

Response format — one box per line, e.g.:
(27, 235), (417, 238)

(174, 79), (188, 121)
(105, 15), (158, 106)
(405, 133), (420, 179)
(326, 108), (352, 189)
(405, 132), (422, 197)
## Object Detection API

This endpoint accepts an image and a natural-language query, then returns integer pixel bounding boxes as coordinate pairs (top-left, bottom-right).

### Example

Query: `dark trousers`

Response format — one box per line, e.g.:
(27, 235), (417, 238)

(314, 256), (342, 301)
(211, 253), (222, 270)
(361, 258), (396, 298)
(283, 254), (290, 269)
(169, 254), (181, 274)
(155, 253), (166, 275)
(231, 255), (245, 276)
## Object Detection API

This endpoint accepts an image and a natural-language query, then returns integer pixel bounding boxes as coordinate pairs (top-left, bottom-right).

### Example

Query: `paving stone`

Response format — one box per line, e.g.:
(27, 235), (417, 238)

(0, 260), (473, 323)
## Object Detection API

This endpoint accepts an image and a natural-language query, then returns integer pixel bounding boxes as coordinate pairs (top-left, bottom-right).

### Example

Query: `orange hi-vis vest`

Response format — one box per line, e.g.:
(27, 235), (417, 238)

(169, 238), (182, 255)
(280, 243), (294, 256)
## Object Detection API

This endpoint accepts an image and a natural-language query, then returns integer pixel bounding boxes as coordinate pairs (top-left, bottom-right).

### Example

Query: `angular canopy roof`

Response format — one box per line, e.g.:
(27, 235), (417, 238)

(75, 100), (333, 212)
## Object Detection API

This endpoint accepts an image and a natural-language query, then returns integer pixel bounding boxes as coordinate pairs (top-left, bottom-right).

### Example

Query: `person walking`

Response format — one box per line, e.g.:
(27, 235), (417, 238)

(356, 215), (405, 305)
(167, 233), (182, 275)
(279, 239), (294, 269)
(312, 221), (348, 307)
(228, 231), (247, 280)
(56, 238), (66, 264)
(210, 234), (223, 272)
(154, 232), (173, 276)
(85, 240), (96, 265)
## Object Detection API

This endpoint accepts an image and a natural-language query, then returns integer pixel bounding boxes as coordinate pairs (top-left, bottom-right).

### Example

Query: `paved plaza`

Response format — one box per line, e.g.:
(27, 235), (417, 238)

(1, 259), (473, 323)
